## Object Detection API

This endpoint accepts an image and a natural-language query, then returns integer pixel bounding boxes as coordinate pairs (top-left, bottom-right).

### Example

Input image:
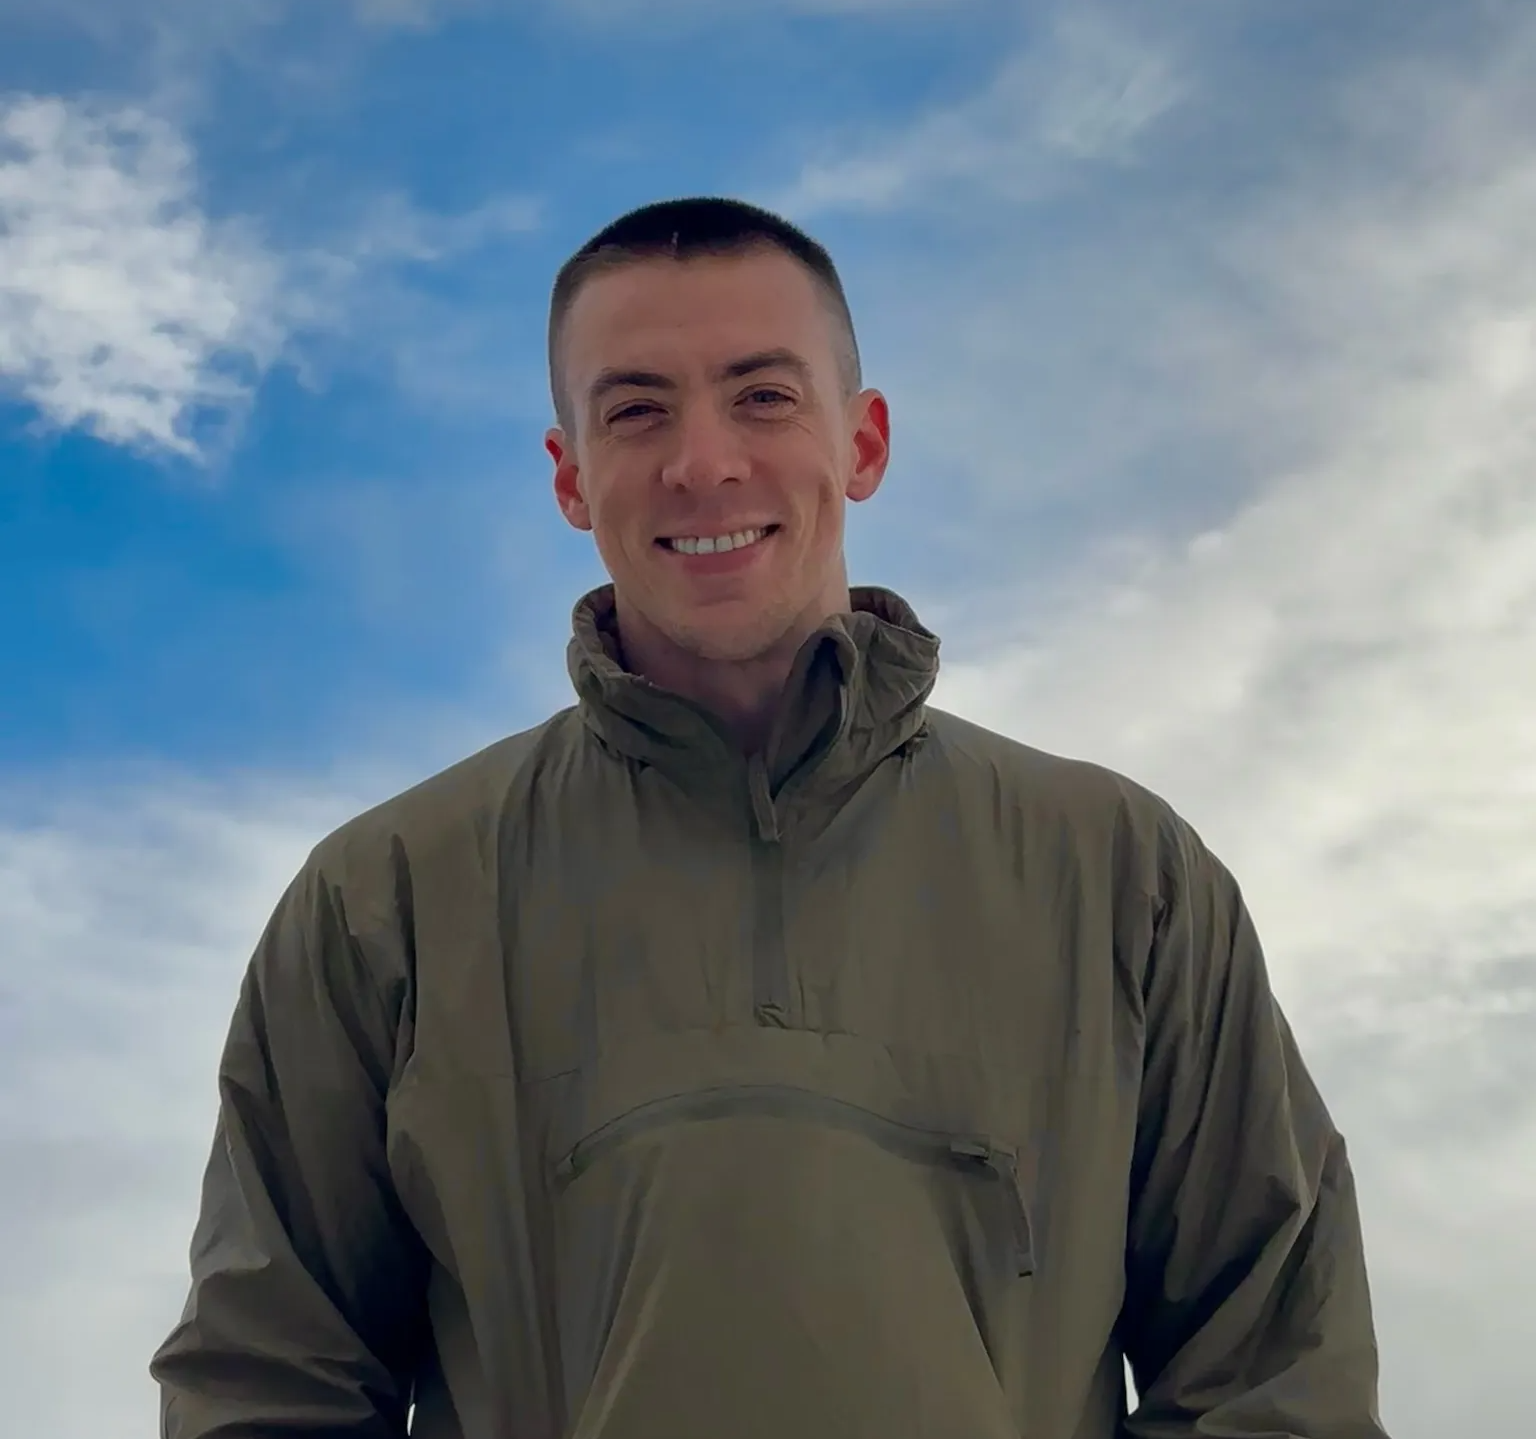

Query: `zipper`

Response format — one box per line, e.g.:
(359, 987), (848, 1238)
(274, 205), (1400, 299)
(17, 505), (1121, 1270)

(552, 1083), (1034, 1277)
(747, 755), (792, 1026)
(744, 677), (852, 1027)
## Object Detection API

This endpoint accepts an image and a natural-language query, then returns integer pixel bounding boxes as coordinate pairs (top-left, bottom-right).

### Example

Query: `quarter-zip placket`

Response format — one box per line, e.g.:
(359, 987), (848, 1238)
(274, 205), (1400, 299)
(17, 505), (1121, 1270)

(748, 755), (791, 1027)
(747, 669), (853, 1033)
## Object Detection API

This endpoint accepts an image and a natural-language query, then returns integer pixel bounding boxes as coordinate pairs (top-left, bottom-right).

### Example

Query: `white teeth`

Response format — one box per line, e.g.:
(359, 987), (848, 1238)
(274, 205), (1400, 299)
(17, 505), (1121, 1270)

(669, 527), (768, 555)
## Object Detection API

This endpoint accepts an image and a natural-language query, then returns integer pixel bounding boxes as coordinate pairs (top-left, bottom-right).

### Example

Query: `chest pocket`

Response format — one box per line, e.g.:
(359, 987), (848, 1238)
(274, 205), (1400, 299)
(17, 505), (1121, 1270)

(530, 1025), (1042, 1418)
(555, 1079), (1035, 1277)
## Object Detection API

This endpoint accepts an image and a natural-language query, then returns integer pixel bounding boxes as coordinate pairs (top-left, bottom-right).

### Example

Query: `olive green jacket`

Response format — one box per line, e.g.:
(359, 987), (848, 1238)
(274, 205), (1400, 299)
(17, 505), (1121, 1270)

(152, 586), (1388, 1438)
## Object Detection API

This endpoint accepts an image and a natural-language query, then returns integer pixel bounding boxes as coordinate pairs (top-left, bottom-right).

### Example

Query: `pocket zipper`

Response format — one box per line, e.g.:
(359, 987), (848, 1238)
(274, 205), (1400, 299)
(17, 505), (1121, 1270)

(553, 1083), (1035, 1277)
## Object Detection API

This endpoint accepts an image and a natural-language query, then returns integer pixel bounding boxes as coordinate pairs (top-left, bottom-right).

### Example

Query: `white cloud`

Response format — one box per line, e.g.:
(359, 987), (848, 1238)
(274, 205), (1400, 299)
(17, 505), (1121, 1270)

(4, 6), (1534, 1437)
(0, 0), (453, 32)
(349, 0), (482, 27)
(0, 0), (972, 36)
(0, 94), (286, 459)
(0, 774), (373, 1437)
(768, 7), (1185, 217)
(919, 15), (1536, 1436)
(548, 0), (974, 20)
(931, 18), (1536, 1012)
(0, 91), (544, 462)
(338, 188), (544, 265)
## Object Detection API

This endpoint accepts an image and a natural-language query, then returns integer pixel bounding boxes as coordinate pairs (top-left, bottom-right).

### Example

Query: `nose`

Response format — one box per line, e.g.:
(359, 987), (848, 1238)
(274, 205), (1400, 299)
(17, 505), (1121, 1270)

(659, 399), (748, 492)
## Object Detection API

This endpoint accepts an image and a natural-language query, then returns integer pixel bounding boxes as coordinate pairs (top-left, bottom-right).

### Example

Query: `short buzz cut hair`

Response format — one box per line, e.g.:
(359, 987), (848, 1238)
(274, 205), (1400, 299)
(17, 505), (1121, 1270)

(547, 195), (863, 433)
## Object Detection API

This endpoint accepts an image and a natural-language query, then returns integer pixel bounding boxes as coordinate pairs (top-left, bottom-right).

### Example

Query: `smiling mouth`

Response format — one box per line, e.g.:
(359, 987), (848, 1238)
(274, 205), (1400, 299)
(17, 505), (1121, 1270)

(656, 524), (780, 556)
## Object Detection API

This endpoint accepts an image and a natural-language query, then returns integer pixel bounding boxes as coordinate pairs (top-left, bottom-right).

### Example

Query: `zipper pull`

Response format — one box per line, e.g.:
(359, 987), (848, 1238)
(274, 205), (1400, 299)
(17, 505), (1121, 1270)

(950, 1138), (1036, 1278)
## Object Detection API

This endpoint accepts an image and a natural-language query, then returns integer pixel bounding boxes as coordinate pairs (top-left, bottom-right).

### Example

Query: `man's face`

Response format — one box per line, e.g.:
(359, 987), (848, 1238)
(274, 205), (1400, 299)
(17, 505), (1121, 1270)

(547, 248), (889, 665)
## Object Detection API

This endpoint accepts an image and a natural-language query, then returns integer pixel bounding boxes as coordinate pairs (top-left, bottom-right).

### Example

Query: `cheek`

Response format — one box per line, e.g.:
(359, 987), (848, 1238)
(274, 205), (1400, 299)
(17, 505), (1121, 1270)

(584, 473), (639, 536)
(594, 498), (662, 578)
(812, 475), (848, 532)
(590, 515), (639, 569)
(786, 452), (843, 512)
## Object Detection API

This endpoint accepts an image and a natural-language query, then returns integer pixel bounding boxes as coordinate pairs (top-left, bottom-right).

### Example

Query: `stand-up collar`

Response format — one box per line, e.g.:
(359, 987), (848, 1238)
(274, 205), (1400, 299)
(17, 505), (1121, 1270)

(567, 585), (940, 833)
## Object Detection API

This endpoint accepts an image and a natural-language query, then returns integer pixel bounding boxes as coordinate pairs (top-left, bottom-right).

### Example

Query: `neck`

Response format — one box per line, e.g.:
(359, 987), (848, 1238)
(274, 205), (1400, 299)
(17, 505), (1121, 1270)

(614, 592), (853, 754)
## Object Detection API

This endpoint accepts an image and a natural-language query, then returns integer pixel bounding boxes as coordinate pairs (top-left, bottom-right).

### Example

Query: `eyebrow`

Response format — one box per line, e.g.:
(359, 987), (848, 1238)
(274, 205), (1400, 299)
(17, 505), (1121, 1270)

(585, 348), (814, 410)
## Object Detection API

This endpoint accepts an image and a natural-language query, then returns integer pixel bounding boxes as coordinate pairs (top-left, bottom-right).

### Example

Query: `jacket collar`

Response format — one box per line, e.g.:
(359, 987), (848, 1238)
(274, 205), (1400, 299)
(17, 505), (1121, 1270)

(567, 584), (940, 833)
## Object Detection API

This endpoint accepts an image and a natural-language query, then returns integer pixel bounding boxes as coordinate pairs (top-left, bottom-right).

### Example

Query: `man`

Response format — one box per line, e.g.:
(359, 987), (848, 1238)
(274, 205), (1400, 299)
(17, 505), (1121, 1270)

(152, 197), (1390, 1438)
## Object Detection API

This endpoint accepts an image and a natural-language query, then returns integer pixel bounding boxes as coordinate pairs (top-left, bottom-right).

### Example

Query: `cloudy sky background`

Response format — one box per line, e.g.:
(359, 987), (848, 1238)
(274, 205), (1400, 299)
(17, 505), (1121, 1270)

(2, 1), (1533, 1433)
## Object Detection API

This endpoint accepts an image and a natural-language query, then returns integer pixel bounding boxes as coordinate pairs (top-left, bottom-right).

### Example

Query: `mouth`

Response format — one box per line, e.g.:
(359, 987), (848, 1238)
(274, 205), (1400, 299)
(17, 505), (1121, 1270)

(655, 523), (781, 556)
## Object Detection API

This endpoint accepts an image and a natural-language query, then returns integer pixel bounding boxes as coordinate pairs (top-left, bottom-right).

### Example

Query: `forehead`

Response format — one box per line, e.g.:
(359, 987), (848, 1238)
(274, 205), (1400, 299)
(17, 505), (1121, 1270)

(561, 249), (837, 380)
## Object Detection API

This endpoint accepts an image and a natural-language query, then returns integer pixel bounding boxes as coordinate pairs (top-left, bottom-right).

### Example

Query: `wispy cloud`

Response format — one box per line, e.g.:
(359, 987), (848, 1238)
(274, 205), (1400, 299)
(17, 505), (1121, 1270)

(0, 91), (543, 462)
(0, 772), (379, 1437)
(358, 0), (974, 19)
(4, 5), (1532, 1437)
(335, 189), (543, 266)
(0, 0), (462, 33)
(348, 0), (486, 28)
(921, 15), (1536, 1434)
(1, 0), (972, 38)
(769, 7), (1185, 217)
(549, 0), (981, 22)
(0, 94), (285, 459)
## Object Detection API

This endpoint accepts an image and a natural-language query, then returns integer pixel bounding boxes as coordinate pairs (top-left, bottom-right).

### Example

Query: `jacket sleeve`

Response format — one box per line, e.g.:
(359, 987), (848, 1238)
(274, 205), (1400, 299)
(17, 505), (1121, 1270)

(1119, 817), (1390, 1437)
(151, 855), (427, 1438)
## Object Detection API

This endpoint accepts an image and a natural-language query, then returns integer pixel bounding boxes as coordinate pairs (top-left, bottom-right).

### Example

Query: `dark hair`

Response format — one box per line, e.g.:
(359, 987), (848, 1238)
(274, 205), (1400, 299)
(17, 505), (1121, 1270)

(547, 196), (862, 432)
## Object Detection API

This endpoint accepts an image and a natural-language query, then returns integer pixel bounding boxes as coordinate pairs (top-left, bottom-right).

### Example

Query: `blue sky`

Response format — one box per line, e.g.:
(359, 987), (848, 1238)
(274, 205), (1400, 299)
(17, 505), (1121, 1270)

(3, 2), (1535, 1435)
(0, 0), (1423, 774)
(0, 0), (1058, 773)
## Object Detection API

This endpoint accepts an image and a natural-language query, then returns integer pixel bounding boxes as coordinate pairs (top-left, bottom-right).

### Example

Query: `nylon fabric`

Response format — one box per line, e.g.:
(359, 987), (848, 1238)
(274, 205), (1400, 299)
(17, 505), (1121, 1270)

(152, 584), (1390, 1439)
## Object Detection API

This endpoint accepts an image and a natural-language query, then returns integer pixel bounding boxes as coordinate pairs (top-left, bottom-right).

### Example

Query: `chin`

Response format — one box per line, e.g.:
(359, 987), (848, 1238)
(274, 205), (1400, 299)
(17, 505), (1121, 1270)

(672, 632), (777, 665)
(667, 612), (797, 665)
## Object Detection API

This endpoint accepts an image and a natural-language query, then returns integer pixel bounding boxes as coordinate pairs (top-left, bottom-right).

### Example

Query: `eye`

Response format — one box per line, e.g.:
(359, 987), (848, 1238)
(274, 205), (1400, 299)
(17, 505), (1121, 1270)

(742, 388), (793, 409)
(607, 401), (661, 424)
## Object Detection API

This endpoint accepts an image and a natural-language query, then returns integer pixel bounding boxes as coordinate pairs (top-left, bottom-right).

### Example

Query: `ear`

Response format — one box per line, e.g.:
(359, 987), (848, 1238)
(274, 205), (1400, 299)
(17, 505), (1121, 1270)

(845, 389), (890, 504)
(547, 427), (593, 532)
